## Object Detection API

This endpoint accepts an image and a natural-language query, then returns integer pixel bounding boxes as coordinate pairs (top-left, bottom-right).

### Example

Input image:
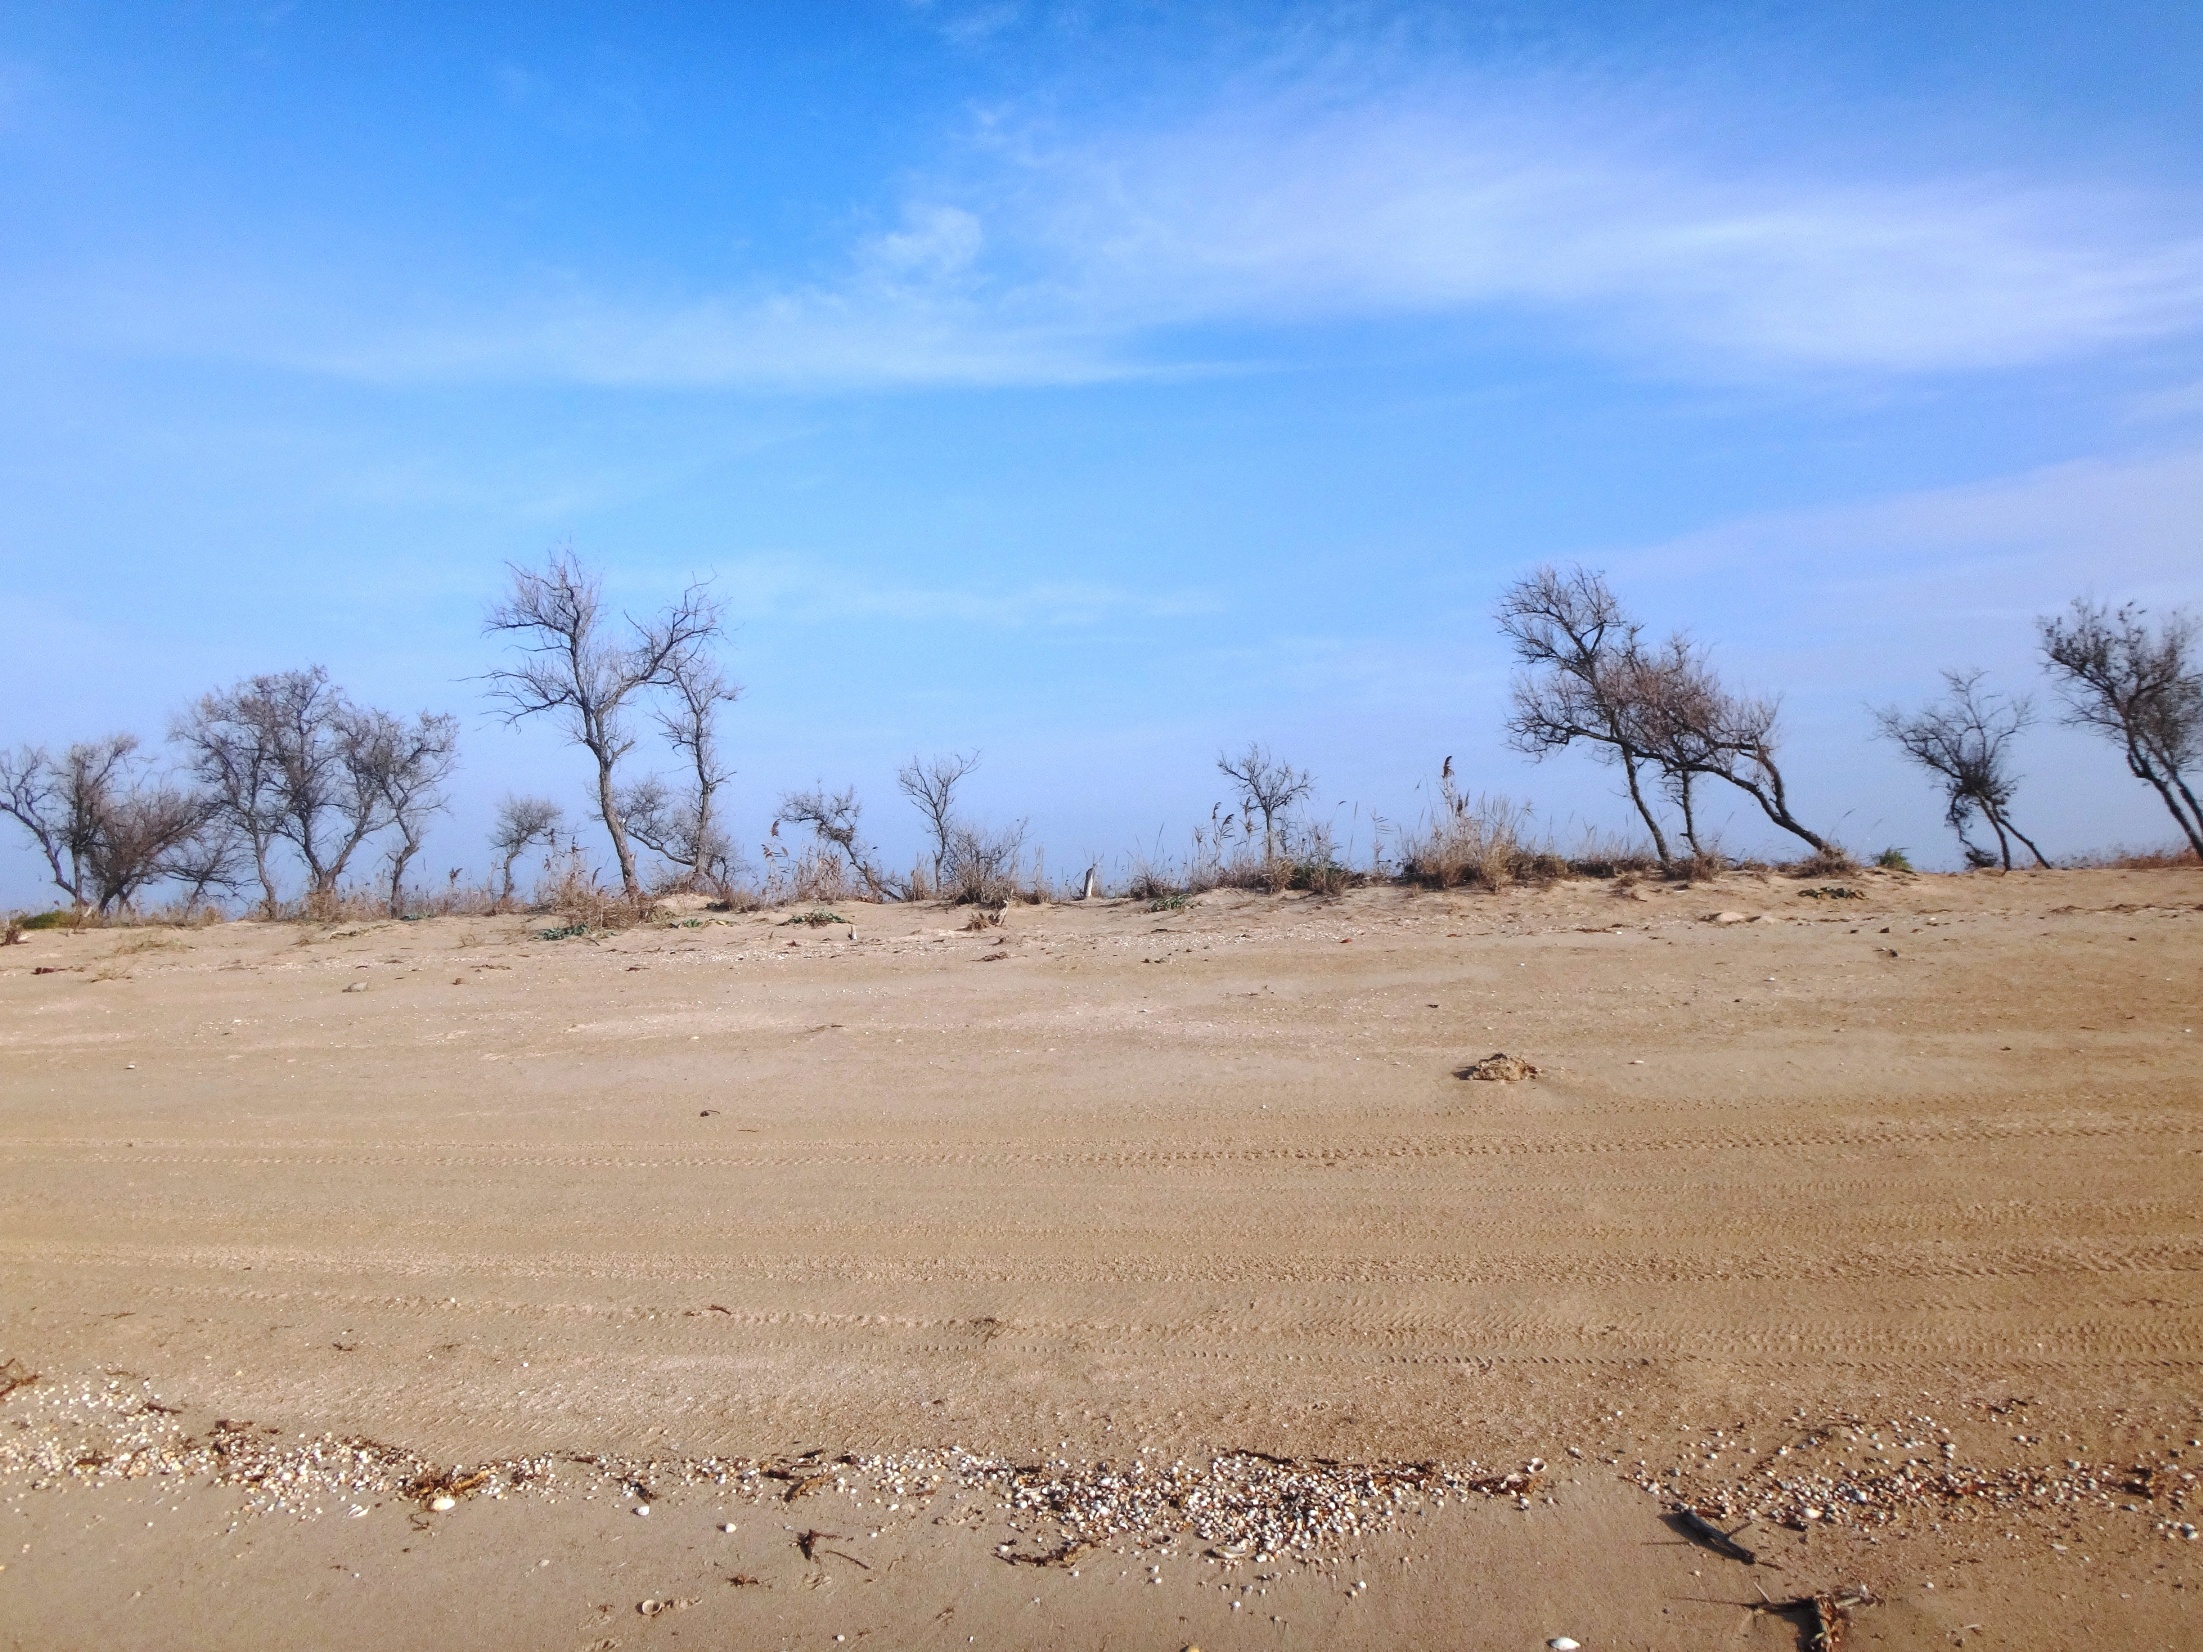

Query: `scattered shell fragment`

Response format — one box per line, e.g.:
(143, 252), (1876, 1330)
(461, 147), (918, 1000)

(429, 1495), (456, 1512)
(1549, 1639), (1581, 1651)
(343, 981), (367, 993)
(1710, 912), (1749, 924)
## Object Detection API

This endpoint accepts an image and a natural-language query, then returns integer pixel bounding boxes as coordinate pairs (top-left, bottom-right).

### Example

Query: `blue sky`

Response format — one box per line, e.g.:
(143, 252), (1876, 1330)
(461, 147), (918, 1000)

(4, 1), (2202, 902)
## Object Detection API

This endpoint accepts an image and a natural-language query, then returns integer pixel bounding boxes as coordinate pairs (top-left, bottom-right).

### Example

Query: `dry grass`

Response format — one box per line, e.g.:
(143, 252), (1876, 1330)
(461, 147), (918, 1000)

(2062, 843), (2202, 870)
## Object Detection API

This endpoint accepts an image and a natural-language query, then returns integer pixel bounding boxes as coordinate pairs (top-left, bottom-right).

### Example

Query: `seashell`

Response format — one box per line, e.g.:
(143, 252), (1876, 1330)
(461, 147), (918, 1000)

(429, 1495), (456, 1511)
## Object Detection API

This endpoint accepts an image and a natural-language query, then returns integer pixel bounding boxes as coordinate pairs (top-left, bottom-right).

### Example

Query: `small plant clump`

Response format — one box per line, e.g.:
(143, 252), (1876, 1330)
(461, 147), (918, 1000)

(784, 909), (849, 928)
(537, 922), (591, 941)
(1874, 847), (1914, 871)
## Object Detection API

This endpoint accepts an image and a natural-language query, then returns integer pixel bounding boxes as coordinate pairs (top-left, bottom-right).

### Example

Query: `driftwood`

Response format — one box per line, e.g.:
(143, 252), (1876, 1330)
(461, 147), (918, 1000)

(1671, 1506), (1759, 1564)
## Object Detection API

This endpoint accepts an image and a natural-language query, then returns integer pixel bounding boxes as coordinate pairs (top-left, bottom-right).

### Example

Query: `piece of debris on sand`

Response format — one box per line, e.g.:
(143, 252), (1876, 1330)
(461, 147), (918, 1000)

(1457, 1053), (1538, 1082)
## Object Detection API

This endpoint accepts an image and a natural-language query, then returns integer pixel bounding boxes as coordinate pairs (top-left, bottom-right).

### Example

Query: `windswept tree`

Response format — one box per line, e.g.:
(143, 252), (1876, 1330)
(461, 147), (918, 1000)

(490, 796), (564, 904)
(1875, 670), (2048, 870)
(895, 750), (980, 891)
(2039, 599), (2203, 858)
(776, 784), (887, 897)
(620, 650), (743, 893)
(1497, 565), (1674, 865)
(1629, 639), (1834, 857)
(346, 709), (460, 916)
(0, 736), (208, 915)
(483, 550), (726, 899)
(1216, 743), (1313, 865)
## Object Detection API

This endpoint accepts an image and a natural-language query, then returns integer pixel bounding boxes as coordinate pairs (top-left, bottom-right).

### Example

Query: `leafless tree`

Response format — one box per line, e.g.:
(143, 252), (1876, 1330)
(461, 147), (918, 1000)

(1628, 648), (1833, 856)
(483, 549), (726, 898)
(201, 668), (385, 906)
(0, 736), (208, 914)
(621, 651), (743, 892)
(2039, 599), (2203, 857)
(1607, 632), (1835, 858)
(1216, 743), (1313, 864)
(490, 796), (564, 903)
(173, 681), (289, 916)
(165, 815), (250, 913)
(775, 784), (887, 898)
(1496, 565), (1674, 865)
(344, 709), (460, 916)
(1874, 670), (2048, 870)
(896, 750), (981, 890)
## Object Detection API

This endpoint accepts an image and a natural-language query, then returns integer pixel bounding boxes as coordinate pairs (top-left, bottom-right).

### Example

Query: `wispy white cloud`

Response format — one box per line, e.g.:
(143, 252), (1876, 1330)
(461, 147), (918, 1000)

(34, 58), (2203, 390)
(1003, 86), (2203, 374)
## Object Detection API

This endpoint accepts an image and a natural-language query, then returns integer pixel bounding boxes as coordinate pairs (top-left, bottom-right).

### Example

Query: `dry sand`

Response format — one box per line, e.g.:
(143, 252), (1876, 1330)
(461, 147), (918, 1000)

(1, 865), (2199, 1649)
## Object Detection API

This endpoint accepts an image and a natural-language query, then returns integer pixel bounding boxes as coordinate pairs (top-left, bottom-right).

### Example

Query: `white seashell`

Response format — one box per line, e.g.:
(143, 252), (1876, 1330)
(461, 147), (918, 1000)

(634, 1504), (650, 1516)
(1549, 1640), (1581, 1651)
(721, 1522), (737, 1533)
(429, 1496), (456, 1512)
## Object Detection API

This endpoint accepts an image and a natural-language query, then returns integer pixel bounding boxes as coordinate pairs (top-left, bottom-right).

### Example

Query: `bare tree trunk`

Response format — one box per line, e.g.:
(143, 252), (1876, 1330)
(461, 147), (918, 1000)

(1995, 810), (2051, 868)
(2125, 738), (2203, 857)
(595, 748), (641, 896)
(387, 833), (420, 917)
(1617, 747), (1672, 865)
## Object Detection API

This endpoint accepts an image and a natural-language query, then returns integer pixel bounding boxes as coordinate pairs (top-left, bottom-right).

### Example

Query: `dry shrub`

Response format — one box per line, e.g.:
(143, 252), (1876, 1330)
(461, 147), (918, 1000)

(943, 821), (1028, 906)
(1783, 845), (1859, 879)
(1396, 792), (1542, 890)
(788, 849), (854, 905)
(532, 854), (648, 931)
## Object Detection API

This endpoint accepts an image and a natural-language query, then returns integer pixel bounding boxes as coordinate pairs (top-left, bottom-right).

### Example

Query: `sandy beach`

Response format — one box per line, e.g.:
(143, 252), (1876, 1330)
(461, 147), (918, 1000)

(2, 865), (2199, 1648)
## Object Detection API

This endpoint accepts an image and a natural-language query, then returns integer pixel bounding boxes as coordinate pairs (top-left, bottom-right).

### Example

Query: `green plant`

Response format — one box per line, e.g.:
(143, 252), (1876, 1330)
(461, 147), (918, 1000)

(17, 909), (77, 931)
(1146, 893), (1190, 912)
(784, 908), (849, 927)
(537, 922), (591, 940)
(1874, 847), (1914, 871)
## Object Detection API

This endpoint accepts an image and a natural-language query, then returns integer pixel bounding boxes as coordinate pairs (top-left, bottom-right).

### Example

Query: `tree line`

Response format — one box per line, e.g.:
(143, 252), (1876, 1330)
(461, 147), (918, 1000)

(3, 552), (2199, 921)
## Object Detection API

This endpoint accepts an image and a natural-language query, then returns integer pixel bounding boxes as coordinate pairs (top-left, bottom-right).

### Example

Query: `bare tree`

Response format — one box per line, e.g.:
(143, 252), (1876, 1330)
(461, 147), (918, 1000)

(344, 709), (460, 916)
(490, 796), (564, 903)
(2039, 599), (2203, 858)
(165, 815), (250, 914)
(1621, 636), (1834, 857)
(173, 682), (289, 916)
(1874, 670), (2049, 870)
(1496, 565), (1673, 865)
(896, 750), (981, 890)
(1633, 654), (1833, 856)
(0, 736), (207, 915)
(621, 651), (743, 892)
(1216, 743), (1314, 865)
(775, 784), (887, 898)
(483, 549), (726, 898)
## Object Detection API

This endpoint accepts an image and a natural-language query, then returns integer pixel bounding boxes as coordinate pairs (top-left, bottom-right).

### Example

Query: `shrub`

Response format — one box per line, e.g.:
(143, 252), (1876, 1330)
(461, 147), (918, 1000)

(17, 909), (78, 931)
(1784, 845), (1859, 879)
(1874, 846), (1914, 871)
